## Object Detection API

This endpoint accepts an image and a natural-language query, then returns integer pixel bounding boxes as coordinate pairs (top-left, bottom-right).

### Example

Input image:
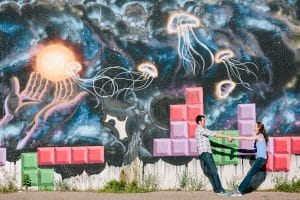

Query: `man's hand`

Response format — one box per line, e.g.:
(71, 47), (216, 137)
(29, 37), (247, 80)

(227, 136), (234, 142)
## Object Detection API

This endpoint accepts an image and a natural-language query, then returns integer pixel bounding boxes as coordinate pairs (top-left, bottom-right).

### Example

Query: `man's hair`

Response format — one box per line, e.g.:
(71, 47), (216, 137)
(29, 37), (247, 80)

(195, 115), (205, 124)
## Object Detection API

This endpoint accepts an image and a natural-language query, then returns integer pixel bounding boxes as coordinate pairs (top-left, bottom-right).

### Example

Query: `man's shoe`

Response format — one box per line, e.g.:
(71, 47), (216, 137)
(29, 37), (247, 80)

(216, 191), (229, 196)
(230, 190), (243, 197)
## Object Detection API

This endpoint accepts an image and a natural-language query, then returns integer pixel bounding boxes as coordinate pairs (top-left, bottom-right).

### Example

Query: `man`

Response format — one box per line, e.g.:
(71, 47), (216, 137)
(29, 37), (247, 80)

(195, 115), (232, 195)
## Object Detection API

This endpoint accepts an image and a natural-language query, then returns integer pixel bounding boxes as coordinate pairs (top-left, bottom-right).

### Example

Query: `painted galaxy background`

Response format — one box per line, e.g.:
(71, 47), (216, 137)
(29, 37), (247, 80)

(0, 0), (299, 165)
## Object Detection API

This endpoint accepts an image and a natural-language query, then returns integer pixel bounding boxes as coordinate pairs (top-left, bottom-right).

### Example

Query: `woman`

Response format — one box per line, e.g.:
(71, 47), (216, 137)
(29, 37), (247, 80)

(230, 122), (268, 196)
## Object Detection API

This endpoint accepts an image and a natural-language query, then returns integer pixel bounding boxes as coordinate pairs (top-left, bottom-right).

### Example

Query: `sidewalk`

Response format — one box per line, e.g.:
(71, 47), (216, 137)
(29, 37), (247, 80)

(0, 191), (299, 200)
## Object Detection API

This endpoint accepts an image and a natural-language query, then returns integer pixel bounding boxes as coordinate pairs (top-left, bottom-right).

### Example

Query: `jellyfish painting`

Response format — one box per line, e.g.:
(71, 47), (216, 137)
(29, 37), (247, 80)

(215, 80), (236, 100)
(215, 49), (258, 90)
(0, 41), (157, 150)
(67, 61), (158, 107)
(167, 12), (214, 75)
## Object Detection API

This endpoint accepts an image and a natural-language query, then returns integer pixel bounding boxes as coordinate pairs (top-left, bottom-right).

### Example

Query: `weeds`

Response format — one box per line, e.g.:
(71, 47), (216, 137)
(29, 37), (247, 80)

(275, 178), (300, 192)
(0, 181), (18, 193)
(179, 171), (203, 191)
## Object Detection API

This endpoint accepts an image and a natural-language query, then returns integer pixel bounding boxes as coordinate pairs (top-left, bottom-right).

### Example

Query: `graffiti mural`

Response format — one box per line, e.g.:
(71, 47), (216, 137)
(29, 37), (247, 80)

(0, 0), (299, 179)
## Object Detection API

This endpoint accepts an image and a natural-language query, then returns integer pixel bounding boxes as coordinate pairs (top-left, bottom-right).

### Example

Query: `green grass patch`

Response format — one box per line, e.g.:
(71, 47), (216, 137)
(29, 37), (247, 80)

(0, 181), (18, 193)
(275, 178), (300, 192)
(99, 180), (153, 193)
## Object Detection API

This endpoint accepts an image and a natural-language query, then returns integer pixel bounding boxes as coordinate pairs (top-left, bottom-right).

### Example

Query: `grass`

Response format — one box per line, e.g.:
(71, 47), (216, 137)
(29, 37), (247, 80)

(275, 178), (300, 193)
(0, 181), (18, 193)
(98, 180), (154, 193)
(178, 171), (203, 191)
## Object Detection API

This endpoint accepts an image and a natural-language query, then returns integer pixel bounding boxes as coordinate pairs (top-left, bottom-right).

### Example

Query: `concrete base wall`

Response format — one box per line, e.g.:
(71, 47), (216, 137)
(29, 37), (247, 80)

(1, 155), (299, 191)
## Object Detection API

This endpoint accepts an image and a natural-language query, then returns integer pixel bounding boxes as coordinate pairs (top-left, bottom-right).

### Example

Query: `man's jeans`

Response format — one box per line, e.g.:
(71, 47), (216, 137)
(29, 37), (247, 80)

(199, 152), (224, 193)
(238, 157), (267, 193)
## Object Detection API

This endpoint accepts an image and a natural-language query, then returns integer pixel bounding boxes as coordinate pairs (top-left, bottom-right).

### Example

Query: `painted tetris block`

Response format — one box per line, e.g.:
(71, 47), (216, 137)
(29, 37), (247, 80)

(223, 148), (238, 165)
(239, 140), (254, 150)
(21, 153), (38, 170)
(153, 139), (171, 156)
(238, 120), (255, 136)
(72, 147), (88, 164)
(87, 146), (105, 164)
(187, 121), (197, 138)
(170, 105), (187, 121)
(239, 140), (255, 155)
(237, 104), (256, 120)
(267, 137), (274, 154)
(39, 169), (54, 185)
(0, 148), (6, 165)
(38, 148), (55, 165)
(55, 147), (72, 164)
(170, 121), (188, 139)
(274, 137), (291, 154)
(188, 139), (198, 156)
(291, 137), (300, 154)
(39, 169), (54, 191)
(187, 104), (204, 121)
(22, 169), (39, 186)
(171, 139), (188, 156)
(185, 87), (203, 104)
(273, 154), (290, 171)
(265, 154), (274, 171)
(212, 147), (223, 165)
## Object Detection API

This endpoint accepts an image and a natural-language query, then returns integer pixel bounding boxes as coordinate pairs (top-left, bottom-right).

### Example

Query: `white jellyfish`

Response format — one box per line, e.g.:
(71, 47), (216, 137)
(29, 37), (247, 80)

(215, 49), (258, 90)
(215, 80), (236, 100)
(67, 61), (158, 107)
(167, 12), (214, 74)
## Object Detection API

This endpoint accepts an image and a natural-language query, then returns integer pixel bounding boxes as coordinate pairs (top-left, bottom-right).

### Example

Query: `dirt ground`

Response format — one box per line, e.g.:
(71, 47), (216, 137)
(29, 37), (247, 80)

(0, 191), (299, 200)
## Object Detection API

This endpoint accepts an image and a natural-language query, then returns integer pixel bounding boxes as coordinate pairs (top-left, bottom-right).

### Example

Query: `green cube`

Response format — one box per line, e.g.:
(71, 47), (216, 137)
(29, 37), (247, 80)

(39, 169), (54, 185)
(39, 185), (54, 191)
(21, 153), (38, 170)
(212, 147), (223, 165)
(223, 148), (238, 165)
(22, 169), (39, 186)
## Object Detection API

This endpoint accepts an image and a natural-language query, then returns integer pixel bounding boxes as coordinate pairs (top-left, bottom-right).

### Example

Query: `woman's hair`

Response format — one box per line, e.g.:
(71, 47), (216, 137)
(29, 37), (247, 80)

(256, 122), (268, 144)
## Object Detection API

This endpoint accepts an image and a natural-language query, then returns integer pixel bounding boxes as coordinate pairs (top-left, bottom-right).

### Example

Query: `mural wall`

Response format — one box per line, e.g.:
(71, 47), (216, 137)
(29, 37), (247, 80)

(0, 0), (299, 190)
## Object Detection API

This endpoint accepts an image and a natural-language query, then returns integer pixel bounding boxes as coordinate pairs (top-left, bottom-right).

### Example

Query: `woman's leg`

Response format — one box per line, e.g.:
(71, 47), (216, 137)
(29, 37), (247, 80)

(238, 158), (266, 193)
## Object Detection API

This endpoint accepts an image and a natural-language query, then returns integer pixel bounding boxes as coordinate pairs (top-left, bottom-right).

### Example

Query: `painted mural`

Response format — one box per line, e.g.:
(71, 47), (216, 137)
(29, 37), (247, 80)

(0, 0), (299, 179)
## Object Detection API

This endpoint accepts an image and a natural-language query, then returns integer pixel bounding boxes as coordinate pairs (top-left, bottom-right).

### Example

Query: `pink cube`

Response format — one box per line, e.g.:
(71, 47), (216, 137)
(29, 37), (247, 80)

(185, 87), (203, 104)
(187, 104), (204, 121)
(170, 105), (187, 121)
(237, 104), (256, 120)
(72, 147), (88, 164)
(188, 139), (198, 156)
(38, 147), (55, 165)
(238, 140), (255, 155)
(153, 139), (171, 156)
(238, 120), (255, 136)
(267, 137), (274, 154)
(170, 121), (188, 139)
(187, 121), (197, 138)
(87, 146), (105, 164)
(0, 148), (6, 166)
(291, 137), (300, 154)
(55, 147), (72, 165)
(274, 137), (291, 154)
(171, 139), (188, 156)
(265, 154), (274, 171)
(273, 154), (290, 171)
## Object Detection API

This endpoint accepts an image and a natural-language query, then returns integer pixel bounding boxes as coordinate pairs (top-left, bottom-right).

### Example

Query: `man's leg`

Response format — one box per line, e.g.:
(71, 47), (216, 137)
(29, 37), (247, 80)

(238, 158), (266, 193)
(200, 152), (224, 193)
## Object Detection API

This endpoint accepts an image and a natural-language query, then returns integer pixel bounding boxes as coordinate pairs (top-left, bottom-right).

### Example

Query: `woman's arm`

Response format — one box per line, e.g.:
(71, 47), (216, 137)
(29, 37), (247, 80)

(234, 135), (263, 141)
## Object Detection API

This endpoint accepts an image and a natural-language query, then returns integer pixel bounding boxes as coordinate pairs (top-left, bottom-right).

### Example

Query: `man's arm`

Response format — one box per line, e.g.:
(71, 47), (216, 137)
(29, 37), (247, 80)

(214, 133), (231, 139)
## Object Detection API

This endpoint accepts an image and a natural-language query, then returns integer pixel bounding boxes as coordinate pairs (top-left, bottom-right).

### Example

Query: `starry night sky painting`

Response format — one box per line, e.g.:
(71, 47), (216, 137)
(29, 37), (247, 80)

(0, 0), (299, 165)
